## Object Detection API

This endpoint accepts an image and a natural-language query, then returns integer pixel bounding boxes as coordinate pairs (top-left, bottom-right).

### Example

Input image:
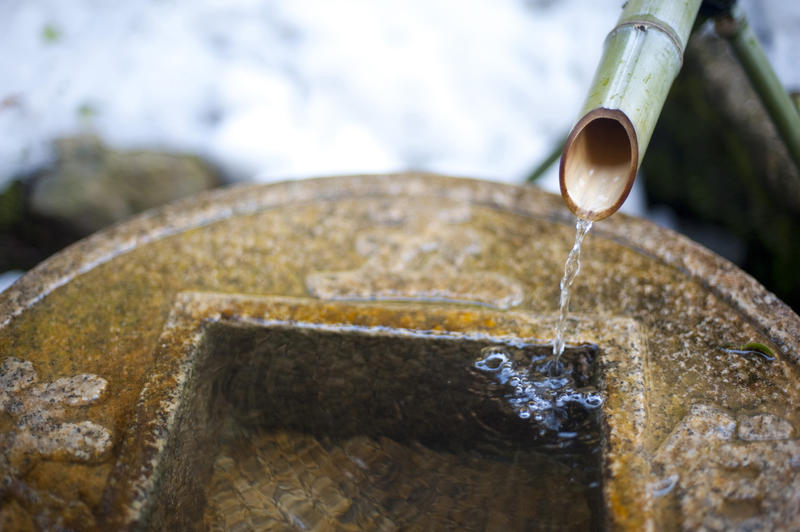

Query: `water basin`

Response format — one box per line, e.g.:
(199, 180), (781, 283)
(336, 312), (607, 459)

(1, 174), (798, 530)
(109, 294), (645, 530)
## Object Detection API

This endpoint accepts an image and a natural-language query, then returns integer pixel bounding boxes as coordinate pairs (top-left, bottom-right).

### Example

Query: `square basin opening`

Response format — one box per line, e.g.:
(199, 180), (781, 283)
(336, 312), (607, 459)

(150, 320), (606, 531)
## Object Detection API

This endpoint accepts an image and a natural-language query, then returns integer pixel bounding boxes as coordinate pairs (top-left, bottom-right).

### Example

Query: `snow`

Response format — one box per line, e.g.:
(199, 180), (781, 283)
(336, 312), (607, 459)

(0, 0), (797, 211)
(0, 0), (620, 189)
(0, 270), (23, 293)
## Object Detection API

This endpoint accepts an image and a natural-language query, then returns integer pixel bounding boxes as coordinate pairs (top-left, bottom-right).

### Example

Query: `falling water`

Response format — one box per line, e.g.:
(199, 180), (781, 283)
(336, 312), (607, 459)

(473, 216), (602, 427)
(552, 218), (593, 365)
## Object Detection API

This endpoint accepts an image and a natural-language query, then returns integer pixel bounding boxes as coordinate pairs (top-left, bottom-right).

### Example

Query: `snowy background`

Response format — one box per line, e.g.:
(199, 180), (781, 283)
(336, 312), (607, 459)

(1, 0), (799, 291)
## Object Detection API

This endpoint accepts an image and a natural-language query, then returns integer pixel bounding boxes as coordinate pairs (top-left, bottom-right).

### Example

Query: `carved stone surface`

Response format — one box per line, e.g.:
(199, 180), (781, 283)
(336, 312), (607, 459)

(0, 174), (798, 530)
(0, 357), (110, 467)
(306, 200), (524, 308)
(654, 404), (800, 531)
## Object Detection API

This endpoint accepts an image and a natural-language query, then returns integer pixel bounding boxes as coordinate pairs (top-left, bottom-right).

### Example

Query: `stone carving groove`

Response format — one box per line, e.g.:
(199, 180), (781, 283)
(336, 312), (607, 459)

(654, 404), (800, 530)
(306, 201), (524, 309)
(0, 356), (111, 470)
(0, 356), (111, 529)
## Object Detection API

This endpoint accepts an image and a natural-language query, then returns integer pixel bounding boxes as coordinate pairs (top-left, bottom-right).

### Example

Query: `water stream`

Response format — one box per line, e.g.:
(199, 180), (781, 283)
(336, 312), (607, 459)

(473, 217), (601, 429)
(552, 218), (593, 368)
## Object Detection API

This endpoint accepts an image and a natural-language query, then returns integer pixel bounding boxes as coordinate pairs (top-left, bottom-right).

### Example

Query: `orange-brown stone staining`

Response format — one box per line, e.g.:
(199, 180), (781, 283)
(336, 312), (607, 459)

(0, 356), (111, 529)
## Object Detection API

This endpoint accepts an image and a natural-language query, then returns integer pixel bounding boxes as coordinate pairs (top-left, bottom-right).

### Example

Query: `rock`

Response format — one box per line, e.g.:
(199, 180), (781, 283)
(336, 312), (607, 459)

(29, 135), (220, 233)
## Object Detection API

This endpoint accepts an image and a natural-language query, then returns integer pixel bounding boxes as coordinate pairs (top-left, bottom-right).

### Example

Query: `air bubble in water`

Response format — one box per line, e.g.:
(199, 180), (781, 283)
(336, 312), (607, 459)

(474, 343), (603, 431)
(474, 347), (509, 372)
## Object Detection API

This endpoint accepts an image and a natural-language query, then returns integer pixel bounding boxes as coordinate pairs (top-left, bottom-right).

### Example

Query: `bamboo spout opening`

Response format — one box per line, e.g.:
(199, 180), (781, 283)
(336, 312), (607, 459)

(559, 108), (638, 221)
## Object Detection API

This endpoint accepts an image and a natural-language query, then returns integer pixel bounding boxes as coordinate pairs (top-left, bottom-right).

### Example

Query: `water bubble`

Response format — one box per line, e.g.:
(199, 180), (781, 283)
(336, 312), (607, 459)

(649, 474), (679, 497)
(474, 342), (603, 434)
(480, 345), (509, 357)
(582, 394), (603, 409)
(528, 396), (551, 412)
(543, 376), (569, 390)
(474, 348), (509, 372)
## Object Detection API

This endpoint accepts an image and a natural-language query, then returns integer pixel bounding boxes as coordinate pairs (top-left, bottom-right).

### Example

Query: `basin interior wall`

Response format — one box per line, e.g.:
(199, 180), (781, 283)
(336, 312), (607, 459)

(147, 316), (605, 530)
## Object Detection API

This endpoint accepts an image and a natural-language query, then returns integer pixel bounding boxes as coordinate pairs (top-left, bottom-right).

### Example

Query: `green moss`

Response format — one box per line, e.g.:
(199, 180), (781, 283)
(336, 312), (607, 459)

(741, 341), (774, 359)
(0, 181), (23, 229)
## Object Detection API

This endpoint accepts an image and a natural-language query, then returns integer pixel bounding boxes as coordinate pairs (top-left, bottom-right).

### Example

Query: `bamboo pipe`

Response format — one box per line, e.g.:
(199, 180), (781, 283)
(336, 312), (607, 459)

(560, 0), (702, 221)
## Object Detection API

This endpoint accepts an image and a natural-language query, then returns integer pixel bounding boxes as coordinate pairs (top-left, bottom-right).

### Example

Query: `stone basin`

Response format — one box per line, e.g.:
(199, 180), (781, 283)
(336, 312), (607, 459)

(1, 173), (799, 530)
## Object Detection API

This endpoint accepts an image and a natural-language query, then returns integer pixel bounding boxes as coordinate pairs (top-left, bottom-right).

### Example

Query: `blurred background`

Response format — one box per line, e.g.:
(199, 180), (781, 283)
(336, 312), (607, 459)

(1, 0), (798, 308)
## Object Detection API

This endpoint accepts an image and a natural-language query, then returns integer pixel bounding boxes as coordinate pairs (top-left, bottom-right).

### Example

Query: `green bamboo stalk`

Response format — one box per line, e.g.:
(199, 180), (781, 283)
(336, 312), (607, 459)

(559, 0), (702, 220)
(715, 5), (800, 175)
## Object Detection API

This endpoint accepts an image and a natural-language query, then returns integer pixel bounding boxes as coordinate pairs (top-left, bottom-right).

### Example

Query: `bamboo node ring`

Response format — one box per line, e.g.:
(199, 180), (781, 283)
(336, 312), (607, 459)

(609, 16), (685, 61)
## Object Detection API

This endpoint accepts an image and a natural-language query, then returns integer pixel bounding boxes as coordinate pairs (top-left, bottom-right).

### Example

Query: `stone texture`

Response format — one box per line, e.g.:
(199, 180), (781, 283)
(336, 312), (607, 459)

(306, 202), (524, 308)
(654, 405), (800, 531)
(29, 135), (220, 233)
(0, 356), (110, 471)
(738, 412), (795, 441)
(203, 431), (592, 531)
(0, 174), (798, 530)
